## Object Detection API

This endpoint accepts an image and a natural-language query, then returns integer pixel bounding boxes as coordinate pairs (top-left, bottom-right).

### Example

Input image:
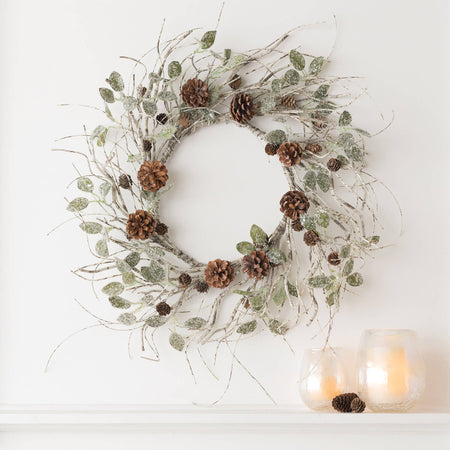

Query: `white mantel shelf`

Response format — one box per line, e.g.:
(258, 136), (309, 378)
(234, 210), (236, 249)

(0, 405), (448, 432)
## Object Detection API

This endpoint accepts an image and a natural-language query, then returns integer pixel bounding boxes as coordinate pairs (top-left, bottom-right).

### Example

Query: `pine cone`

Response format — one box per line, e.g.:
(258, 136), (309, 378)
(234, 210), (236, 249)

(204, 259), (234, 289)
(228, 74), (242, 90)
(137, 85), (147, 98)
(156, 113), (168, 125)
(327, 251), (340, 266)
(178, 272), (192, 289)
(312, 113), (327, 129)
(351, 397), (366, 413)
(195, 280), (209, 293)
(327, 158), (342, 172)
(126, 209), (155, 240)
(143, 139), (153, 153)
(230, 93), (255, 124)
(181, 78), (209, 107)
(156, 301), (171, 316)
(304, 230), (320, 246)
(265, 143), (279, 156)
(277, 142), (303, 167)
(280, 94), (296, 108)
(292, 220), (303, 232)
(178, 113), (191, 128)
(118, 174), (132, 189)
(137, 160), (168, 192)
(155, 222), (168, 236)
(305, 143), (322, 154)
(280, 190), (310, 220)
(332, 393), (359, 413)
(242, 251), (270, 280)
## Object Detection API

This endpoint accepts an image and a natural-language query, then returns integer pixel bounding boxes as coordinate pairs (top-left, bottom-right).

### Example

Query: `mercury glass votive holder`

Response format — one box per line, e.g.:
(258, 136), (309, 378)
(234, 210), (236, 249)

(299, 348), (349, 411)
(356, 329), (425, 412)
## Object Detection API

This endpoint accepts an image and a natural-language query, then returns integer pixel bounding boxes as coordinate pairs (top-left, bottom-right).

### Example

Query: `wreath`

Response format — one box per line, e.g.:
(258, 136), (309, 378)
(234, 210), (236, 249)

(55, 23), (395, 365)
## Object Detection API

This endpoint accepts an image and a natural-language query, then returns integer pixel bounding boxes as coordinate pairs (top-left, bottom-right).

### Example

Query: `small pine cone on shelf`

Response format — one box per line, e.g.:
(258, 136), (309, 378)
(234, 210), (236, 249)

(327, 251), (340, 266)
(303, 230), (320, 246)
(118, 173), (132, 190)
(332, 393), (359, 413)
(143, 139), (153, 153)
(265, 143), (279, 156)
(126, 209), (155, 240)
(277, 142), (303, 167)
(195, 280), (209, 293)
(137, 160), (168, 192)
(155, 222), (168, 236)
(228, 74), (242, 90)
(230, 93), (255, 124)
(327, 158), (342, 172)
(350, 397), (366, 413)
(178, 272), (192, 289)
(178, 113), (191, 128)
(156, 301), (171, 316)
(242, 250), (270, 280)
(292, 220), (303, 232)
(156, 113), (168, 125)
(181, 78), (210, 107)
(305, 142), (322, 155)
(280, 190), (310, 220)
(204, 259), (235, 289)
(280, 94), (296, 108)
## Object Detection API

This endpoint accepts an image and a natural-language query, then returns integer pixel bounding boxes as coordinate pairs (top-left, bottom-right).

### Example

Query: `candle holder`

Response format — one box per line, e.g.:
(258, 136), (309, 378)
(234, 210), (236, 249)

(356, 329), (425, 412)
(299, 348), (350, 411)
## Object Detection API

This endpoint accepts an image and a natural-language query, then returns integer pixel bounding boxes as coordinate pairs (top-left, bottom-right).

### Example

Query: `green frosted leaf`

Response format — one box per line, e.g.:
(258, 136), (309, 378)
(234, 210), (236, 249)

(148, 72), (162, 82)
(116, 259), (132, 273)
(272, 280), (286, 306)
(370, 235), (380, 244)
(141, 261), (165, 283)
(337, 155), (349, 166)
(249, 293), (265, 311)
(326, 292), (337, 306)
(271, 78), (284, 92)
(109, 296), (131, 309)
(268, 319), (287, 335)
(315, 210), (330, 228)
(102, 282), (124, 296)
(79, 222), (102, 234)
(118, 312), (136, 325)
(146, 316), (167, 328)
(106, 71), (124, 92)
(345, 145), (364, 162)
(265, 129), (286, 145)
(303, 171), (316, 191)
(308, 275), (330, 288)
(316, 172), (330, 192)
(314, 84), (329, 99)
(287, 281), (298, 297)
(267, 248), (287, 265)
(157, 91), (177, 102)
(289, 50), (305, 70)
(142, 100), (157, 116)
(342, 259), (354, 276)
(123, 96), (137, 111)
(122, 272), (136, 286)
(169, 332), (185, 351)
(237, 320), (257, 334)
(260, 95), (276, 114)
(339, 245), (351, 259)
(236, 241), (256, 255)
(339, 110), (352, 126)
(145, 246), (165, 259)
(284, 69), (300, 85)
(309, 56), (325, 75)
(200, 30), (216, 49)
(99, 87), (115, 103)
(300, 215), (316, 231)
(124, 252), (140, 268)
(167, 61), (182, 79)
(223, 48), (231, 64)
(95, 239), (109, 257)
(99, 182), (111, 198)
(347, 272), (363, 287)
(250, 224), (268, 245)
(77, 177), (94, 193)
(67, 197), (89, 212)
(337, 132), (354, 149)
(184, 317), (207, 330)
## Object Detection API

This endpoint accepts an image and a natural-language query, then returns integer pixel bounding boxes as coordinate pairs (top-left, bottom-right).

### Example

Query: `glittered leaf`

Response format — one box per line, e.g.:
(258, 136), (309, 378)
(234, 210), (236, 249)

(271, 78), (284, 92)
(267, 248), (287, 265)
(91, 125), (106, 140)
(249, 293), (265, 311)
(273, 280), (286, 306)
(314, 84), (329, 99)
(124, 252), (140, 268)
(169, 332), (185, 351)
(167, 61), (182, 79)
(237, 320), (257, 334)
(300, 215), (316, 231)
(342, 259), (354, 276)
(289, 50), (305, 70)
(99, 87), (115, 103)
(345, 145), (364, 162)
(123, 96), (137, 111)
(268, 319), (287, 335)
(184, 317), (207, 330)
(146, 316), (167, 327)
(287, 281), (298, 297)
(347, 272), (363, 287)
(260, 95), (276, 114)
(157, 91), (177, 102)
(337, 132), (354, 149)
(370, 235), (380, 244)
(102, 282), (124, 296)
(99, 182), (111, 198)
(118, 312), (136, 325)
(209, 85), (221, 104)
(106, 71), (124, 92)
(339, 245), (351, 258)
(109, 296), (131, 309)
(141, 261), (165, 283)
(116, 259), (132, 273)
(95, 239), (109, 257)
(145, 246), (165, 259)
(265, 129), (286, 146)
(326, 292), (337, 306)
(236, 241), (256, 255)
(315, 210), (330, 228)
(308, 275), (330, 288)
(309, 57), (325, 75)
(339, 110), (352, 126)
(303, 171), (316, 191)
(148, 72), (162, 82)
(122, 272), (136, 286)
(142, 100), (157, 116)
(77, 177), (94, 193)
(79, 222), (102, 234)
(316, 172), (330, 192)
(67, 197), (89, 212)
(250, 224), (268, 245)
(284, 69), (300, 85)
(200, 30), (216, 49)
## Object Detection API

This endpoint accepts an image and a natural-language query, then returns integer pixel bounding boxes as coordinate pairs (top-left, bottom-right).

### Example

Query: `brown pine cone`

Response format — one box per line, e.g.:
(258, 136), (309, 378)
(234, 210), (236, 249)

(228, 74), (242, 90)
(292, 220), (304, 232)
(327, 251), (340, 266)
(280, 190), (310, 220)
(181, 78), (209, 107)
(351, 397), (366, 413)
(305, 143), (322, 154)
(156, 301), (171, 316)
(155, 222), (168, 236)
(204, 259), (234, 289)
(327, 158), (342, 172)
(277, 142), (303, 167)
(137, 85), (147, 98)
(178, 272), (192, 289)
(265, 143), (279, 156)
(304, 230), (320, 246)
(312, 113), (327, 129)
(137, 160), (168, 192)
(195, 280), (209, 293)
(242, 250), (270, 280)
(178, 113), (191, 128)
(280, 94), (296, 108)
(332, 393), (359, 413)
(118, 174), (132, 189)
(156, 113), (168, 125)
(143, 139), (153, 153)
(230, 93), (255, 124)
(126, 209), (155, 240)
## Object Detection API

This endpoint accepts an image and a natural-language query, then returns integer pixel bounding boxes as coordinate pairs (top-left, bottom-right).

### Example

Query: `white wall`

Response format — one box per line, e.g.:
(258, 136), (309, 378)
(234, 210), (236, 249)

(0, 0), (449, 447)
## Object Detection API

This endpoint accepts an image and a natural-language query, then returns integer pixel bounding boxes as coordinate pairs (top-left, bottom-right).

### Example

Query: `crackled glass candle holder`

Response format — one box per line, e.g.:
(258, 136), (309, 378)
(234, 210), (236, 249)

(357, 329), (425, 412)
(299, 348), (349, 411)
